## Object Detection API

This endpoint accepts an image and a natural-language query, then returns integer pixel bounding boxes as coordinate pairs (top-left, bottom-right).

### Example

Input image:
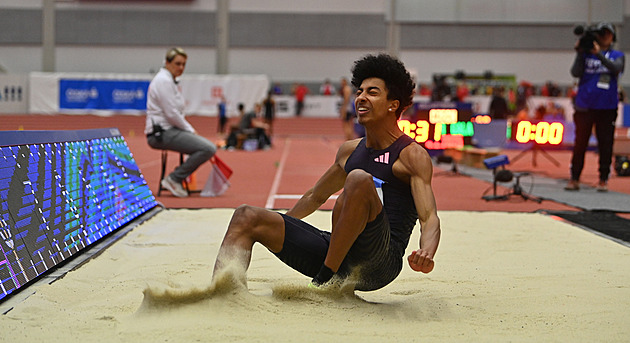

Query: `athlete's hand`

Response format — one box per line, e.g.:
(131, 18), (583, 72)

(407, 249), (434, 273)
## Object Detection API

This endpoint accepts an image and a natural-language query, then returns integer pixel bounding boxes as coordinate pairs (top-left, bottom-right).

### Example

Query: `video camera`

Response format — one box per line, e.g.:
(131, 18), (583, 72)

(573, 22), (616, 52)
(573, 24), (599, 52)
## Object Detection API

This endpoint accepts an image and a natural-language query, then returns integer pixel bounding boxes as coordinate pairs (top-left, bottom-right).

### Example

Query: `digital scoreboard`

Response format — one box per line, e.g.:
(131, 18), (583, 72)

(0, 129), (158, 302)
(511, 120), (565, 145)
(398, 102), (474, 150)
(398, 103), (568, 150)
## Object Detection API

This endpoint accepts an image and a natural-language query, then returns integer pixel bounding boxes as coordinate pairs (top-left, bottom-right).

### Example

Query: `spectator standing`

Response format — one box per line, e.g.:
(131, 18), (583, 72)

(262, 90), (276, 135)
(488, 87), (510, 119)
(455, 81), (469, 102)
(217, 95), (228, 135)
(272, 83), (283, 95)
(293, 83), (309, 117)
(418, 83), (432, 96)
(339, 77), (355, 140)
(319, 79), (336, 95)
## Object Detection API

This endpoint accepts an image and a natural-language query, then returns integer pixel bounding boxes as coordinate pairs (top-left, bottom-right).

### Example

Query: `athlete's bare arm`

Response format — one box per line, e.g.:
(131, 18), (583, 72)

(395, 143), (441, 273)
(286, 139), (361, 219)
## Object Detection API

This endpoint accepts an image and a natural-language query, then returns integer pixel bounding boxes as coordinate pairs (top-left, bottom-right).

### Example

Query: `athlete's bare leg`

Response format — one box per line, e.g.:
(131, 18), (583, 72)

(212, 205), (285, 278)
(324, 169), (382, 272)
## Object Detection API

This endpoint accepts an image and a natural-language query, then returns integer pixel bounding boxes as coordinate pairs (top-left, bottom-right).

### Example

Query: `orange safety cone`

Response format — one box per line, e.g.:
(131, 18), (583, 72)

(201, 155), (232, 197)
(186, 171), (198, 191)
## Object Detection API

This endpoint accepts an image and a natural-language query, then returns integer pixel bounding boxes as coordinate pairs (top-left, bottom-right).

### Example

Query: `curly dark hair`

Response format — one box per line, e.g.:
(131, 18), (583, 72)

(351, 54), (415, 118)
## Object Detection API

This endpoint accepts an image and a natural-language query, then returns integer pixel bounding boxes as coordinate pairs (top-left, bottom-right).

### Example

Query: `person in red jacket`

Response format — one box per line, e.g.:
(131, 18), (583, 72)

(293, 83), (309, 117)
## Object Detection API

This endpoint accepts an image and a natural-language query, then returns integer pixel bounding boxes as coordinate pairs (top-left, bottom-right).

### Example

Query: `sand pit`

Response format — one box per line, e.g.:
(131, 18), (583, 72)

(2, 209), (629, 342)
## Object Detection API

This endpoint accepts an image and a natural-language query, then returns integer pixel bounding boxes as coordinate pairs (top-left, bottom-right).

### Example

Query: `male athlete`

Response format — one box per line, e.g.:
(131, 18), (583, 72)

(213, 54), (441, 291)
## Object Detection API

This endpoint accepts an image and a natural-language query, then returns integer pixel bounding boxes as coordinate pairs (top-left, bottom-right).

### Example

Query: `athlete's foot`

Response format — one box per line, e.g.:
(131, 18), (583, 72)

(307, 281), (323, 290)
(596, 181), (608, 192)
(307, 279), (335, 291)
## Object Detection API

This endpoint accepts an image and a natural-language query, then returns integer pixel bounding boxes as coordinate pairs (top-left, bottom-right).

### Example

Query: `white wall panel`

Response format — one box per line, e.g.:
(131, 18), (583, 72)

(4, 45), (630, 87)
(393, 0), (623, 24)
(16, 0), (386, 14)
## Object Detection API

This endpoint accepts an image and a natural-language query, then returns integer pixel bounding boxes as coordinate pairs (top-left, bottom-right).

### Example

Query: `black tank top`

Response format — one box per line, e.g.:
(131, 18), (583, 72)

(344, 135), (419, 254)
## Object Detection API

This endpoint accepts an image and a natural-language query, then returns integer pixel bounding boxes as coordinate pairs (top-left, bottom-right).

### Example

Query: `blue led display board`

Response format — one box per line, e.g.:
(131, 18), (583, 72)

(0, 128), (158, 302)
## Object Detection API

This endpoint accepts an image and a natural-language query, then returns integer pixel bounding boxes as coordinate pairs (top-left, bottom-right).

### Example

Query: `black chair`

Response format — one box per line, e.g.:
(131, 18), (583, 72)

(157, 150), (189, 196)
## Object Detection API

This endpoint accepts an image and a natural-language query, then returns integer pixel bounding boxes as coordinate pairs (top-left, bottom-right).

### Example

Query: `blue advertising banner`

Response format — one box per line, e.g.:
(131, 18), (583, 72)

(59, 79), (150, 110)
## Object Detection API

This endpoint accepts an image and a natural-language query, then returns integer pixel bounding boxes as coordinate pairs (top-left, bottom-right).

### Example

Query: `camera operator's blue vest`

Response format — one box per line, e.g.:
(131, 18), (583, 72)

(575, 49), (624, 110)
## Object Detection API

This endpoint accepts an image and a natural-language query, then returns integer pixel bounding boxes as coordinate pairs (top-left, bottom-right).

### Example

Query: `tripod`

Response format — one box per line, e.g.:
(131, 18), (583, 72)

(482, 169), (542, 203)
(509, 172), (542, 203)
(511, 143), (560, 167)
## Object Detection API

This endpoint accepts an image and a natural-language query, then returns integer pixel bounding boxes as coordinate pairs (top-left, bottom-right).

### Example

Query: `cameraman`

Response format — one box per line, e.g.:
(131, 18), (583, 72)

(566, 22), (624, 192)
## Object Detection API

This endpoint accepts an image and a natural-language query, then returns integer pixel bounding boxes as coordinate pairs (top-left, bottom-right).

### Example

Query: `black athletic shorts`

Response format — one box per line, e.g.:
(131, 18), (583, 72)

(273, 211), (404, 291)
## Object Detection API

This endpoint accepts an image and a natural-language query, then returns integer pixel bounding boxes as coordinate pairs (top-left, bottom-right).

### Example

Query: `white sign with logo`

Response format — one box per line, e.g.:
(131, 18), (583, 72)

(273, 95), (341, 118)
